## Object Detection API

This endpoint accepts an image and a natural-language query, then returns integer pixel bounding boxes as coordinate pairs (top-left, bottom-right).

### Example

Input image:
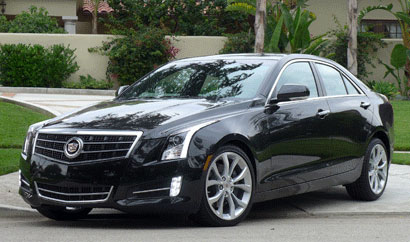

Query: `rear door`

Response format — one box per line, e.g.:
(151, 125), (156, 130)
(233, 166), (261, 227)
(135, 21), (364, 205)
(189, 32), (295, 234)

(313, 63), (373, 175)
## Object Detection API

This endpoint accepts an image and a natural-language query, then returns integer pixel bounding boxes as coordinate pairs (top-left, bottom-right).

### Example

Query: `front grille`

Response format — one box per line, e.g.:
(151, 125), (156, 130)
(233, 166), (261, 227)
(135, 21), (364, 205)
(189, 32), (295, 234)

(33, 131), (142, 164)
(35, 182), (113, 203)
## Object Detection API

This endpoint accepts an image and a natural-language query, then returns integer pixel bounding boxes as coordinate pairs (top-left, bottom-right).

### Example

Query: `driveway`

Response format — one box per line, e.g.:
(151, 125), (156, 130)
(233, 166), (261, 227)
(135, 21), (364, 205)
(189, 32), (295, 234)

(1, 91), (410, 241)
(1, 208), (409, 242)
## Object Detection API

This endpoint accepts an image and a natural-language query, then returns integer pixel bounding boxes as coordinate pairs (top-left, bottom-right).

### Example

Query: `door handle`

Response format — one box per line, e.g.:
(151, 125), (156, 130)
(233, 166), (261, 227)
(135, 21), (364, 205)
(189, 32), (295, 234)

(317, 109), (330, 119)
(360, 102), (371, 109)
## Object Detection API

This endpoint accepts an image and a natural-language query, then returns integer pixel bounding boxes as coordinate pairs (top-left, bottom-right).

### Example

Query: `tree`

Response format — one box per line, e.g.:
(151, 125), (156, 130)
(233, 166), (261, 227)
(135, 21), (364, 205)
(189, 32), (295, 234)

(254, 0), (266, 53)
(83, 0), (114, 34)
(347, 0), (358, 76)
(359, 2), (410, 97)
(91, 0), (101, 34)
(5, 6), (65, 33)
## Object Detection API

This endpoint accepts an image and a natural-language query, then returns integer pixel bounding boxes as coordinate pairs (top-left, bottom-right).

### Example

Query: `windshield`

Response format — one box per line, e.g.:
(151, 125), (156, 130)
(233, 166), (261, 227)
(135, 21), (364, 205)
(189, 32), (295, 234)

(118, 59), (276, 101)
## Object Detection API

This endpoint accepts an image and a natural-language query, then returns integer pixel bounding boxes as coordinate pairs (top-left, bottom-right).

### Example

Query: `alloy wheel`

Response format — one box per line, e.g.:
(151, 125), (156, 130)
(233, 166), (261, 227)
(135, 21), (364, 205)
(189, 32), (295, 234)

(205, 152), (252, 221)
(368, 144), (388, 195)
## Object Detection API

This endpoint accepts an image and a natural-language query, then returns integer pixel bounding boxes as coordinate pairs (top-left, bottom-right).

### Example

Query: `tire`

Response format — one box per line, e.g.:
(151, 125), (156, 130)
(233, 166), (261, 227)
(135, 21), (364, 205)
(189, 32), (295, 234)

(36, 206), (92, 221)
(346, 138), (389, 201)
(192, 145), (255, 226)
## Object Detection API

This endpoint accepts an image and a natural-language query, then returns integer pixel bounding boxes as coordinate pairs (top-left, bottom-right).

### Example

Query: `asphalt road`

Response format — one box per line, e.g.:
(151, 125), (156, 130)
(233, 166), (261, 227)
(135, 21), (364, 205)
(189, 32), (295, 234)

(1, 205), (409, 242)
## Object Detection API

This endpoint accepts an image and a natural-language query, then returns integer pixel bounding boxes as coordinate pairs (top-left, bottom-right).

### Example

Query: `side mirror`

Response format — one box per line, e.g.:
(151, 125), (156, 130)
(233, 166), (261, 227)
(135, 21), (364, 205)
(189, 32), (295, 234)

(115, 85), (129, 97)
(269, 84), (310, 104)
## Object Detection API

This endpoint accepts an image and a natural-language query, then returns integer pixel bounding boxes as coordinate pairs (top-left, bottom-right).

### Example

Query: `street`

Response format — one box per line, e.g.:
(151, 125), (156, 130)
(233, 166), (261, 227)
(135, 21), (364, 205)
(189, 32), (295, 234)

(0, 206), (409, 242)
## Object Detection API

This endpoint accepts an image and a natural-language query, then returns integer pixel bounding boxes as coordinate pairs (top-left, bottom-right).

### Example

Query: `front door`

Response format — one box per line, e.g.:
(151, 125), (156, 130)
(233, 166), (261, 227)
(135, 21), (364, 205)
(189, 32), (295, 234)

(262, 61), (334, 190)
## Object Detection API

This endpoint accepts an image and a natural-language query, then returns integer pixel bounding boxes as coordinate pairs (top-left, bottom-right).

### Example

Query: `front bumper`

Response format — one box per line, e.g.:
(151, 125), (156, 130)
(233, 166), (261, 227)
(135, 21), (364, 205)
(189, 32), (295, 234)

(19, 153), (204, 214)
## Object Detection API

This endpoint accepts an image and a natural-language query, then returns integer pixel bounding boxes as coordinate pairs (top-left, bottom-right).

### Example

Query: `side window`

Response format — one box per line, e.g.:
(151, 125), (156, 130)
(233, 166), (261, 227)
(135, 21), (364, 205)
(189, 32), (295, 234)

(275, 62), (318, 98)
(316, 64), (347, 96)
(342, 75), (360, 94)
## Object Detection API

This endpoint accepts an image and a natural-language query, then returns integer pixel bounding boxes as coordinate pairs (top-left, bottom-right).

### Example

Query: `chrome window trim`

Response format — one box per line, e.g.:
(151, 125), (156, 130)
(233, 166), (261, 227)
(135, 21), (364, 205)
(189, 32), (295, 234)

(314, 61), (365, 95)
(34, 182), (114, 205)
(340, 73), (363, 95)
(132, 187), (170, 194)
(274, 94), (366, 106)
(265, 59), (365, 106)
(32, 129), (143, 165)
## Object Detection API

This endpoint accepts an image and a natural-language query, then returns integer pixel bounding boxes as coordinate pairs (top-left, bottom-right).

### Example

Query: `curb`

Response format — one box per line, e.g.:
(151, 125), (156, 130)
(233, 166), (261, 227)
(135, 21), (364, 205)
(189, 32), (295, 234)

(0, 204), (35, 213)
(0, 96), (60, 117)
(0, 86), (116, 96)
(1, 202), (409, 217)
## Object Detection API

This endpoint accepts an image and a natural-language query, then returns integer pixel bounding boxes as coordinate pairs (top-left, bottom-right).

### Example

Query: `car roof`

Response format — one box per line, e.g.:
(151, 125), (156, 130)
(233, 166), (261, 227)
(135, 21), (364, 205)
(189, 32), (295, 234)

(174, 53), (341, 62)
(175, 53), (288, 62)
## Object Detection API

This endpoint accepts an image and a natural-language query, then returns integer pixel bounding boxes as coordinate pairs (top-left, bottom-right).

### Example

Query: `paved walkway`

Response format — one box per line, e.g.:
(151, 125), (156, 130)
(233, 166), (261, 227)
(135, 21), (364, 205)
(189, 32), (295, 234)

(1, 93), (113, 115)
(0, 91), (409, 216)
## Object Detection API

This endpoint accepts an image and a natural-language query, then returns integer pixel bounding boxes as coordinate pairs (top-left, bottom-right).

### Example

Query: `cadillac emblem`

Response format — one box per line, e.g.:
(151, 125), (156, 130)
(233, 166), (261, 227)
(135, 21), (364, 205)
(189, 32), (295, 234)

(64, 137), (83, 159)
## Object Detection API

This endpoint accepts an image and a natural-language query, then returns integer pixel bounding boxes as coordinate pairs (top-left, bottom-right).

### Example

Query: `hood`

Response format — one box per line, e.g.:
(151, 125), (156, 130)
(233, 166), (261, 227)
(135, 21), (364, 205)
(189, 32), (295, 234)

(42, 98), (247, 137)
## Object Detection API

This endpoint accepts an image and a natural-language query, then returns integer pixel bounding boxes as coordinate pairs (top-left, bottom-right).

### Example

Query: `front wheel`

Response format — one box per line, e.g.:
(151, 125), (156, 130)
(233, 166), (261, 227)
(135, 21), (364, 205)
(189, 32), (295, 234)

(192, 145), (255, 226)
(346, 138), (389, 201)
(36, 206), (92, 221)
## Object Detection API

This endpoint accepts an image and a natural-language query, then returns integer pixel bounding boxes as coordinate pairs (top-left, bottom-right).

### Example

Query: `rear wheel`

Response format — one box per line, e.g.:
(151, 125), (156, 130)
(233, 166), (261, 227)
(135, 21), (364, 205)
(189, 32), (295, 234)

(192, 145), (255, 226)
(346, 138), (389, 201)
(36, 206), (92, 221)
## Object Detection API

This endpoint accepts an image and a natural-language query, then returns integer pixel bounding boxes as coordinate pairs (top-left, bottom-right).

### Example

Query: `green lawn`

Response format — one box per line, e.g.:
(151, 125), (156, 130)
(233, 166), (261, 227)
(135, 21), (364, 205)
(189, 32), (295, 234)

(391, 101), (410, 151)
(0, 101), (52, 175)
(0, 149), (22, 176)
(392, 153), (410, 165)
(0, 102), (52, 148)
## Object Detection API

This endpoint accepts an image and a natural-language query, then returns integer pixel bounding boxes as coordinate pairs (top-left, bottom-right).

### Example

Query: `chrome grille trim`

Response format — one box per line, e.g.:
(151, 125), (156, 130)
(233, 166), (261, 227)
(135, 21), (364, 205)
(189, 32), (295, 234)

(37, 187), (111, 196)
(32, 129), (143, 165)
(132, 187), (170, 194)
(34, 182), (114, 204)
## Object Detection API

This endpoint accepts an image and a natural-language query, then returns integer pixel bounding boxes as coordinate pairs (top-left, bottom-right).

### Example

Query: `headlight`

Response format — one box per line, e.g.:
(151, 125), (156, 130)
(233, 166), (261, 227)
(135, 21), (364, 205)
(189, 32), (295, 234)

(161, 120), (217, 161)
(22, 131), (33, 155)
(22, 123), (42, 155)
(161, 132), (188, 160)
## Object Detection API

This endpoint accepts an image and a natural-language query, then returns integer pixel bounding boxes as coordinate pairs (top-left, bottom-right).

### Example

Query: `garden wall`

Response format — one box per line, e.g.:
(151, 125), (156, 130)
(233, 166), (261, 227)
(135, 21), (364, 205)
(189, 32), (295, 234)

(0, 33), (400, 85)
(0, 34), (227, 83)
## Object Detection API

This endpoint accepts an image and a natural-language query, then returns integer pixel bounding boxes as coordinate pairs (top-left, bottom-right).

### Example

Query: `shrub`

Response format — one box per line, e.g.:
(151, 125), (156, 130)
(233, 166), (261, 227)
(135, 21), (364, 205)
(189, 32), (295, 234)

(220, 32), (255, 54)
(90, 27), (178, 86)
(63, 75), (113, 90)
(106, 0), (248, 36)
(0, 16), (8, 32)
(5, 6), (65, 33)
(324, 21), (385, 80)
(366, 80), (398, 100)
(0, 44), (79, 87)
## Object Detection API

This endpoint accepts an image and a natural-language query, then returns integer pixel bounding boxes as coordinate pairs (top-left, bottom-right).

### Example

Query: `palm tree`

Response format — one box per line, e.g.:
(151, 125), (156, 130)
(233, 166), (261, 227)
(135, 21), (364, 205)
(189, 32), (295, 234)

(347, 0), (358, 76)
(83, 0), (113, 34)
(254, 0), (267, 53)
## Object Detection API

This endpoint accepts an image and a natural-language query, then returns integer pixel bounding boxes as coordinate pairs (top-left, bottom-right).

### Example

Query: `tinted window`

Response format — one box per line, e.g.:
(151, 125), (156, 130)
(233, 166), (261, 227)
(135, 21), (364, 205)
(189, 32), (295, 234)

(274, 62), (318, 98)
(118, 60), (276, 101)
(316, 64), (347, 96)
(342, 75), (360, 94)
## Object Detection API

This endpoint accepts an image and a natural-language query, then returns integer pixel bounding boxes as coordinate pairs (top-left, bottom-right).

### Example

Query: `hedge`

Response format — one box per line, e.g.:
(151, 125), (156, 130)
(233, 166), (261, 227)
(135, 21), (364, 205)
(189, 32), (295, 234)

(0, 44), (79, 87)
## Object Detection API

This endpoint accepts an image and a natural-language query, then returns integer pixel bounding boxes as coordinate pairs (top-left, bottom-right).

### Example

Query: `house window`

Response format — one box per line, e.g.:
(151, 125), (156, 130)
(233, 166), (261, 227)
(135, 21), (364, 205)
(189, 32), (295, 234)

(360, 20), (402, 39)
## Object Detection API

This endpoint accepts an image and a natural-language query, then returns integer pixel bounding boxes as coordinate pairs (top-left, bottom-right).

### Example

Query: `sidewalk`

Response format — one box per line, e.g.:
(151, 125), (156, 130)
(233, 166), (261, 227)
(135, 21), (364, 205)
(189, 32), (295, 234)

(1, 92), (113, 115)
(0, 91), (410, 216)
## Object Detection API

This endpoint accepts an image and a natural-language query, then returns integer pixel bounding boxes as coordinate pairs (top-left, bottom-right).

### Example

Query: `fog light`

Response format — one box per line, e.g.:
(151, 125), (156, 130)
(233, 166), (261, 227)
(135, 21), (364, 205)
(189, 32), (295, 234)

(170, 176), (182, 197)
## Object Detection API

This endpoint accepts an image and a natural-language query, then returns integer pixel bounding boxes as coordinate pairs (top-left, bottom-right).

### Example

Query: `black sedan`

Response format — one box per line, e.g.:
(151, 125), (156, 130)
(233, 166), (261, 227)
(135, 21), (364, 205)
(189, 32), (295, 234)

(19, 54), (393, 226)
